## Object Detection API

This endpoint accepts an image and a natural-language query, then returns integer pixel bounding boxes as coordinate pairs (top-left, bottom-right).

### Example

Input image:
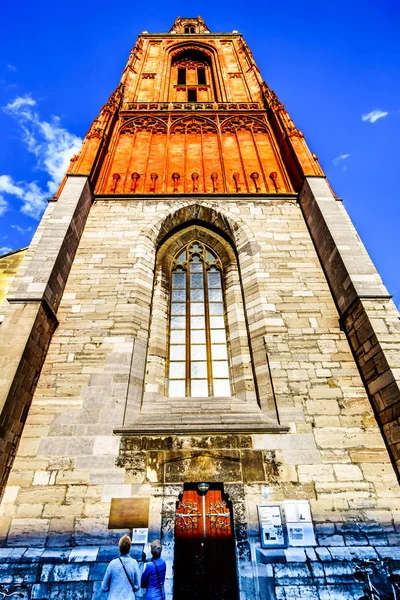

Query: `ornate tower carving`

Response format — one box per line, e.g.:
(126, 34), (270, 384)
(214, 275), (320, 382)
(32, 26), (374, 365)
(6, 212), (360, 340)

(63, 16), (323, 198)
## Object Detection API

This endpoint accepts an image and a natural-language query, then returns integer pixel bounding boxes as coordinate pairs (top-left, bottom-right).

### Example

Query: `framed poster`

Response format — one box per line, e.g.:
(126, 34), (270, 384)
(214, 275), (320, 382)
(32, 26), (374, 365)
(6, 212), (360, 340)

(258, 504), (285, 548)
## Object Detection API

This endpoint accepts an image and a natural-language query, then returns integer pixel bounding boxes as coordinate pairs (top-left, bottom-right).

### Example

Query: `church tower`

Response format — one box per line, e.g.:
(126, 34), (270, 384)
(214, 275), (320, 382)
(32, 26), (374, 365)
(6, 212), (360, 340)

(0, 16), (399, 599)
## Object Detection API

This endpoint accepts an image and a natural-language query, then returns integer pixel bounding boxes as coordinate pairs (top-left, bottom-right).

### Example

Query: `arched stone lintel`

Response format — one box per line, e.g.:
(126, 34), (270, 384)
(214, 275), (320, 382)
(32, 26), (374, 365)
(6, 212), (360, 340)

(152, 202), (255, 256)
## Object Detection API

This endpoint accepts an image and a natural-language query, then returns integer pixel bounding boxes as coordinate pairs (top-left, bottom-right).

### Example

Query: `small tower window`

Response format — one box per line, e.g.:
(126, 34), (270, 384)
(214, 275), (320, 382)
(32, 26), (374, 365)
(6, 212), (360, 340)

(197, 68), (206, 85)
(185, 26), (195, 33)
(188, 89), (197, 103)
(170, 49), (216, 102)
(178, 68), (186, 85)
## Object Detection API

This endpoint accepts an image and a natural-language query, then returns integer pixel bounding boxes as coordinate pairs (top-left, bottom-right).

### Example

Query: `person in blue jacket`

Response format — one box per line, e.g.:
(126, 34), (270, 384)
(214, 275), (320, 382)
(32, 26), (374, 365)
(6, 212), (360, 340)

(101, 535), (141, 599)
(141, 539), (166, 600)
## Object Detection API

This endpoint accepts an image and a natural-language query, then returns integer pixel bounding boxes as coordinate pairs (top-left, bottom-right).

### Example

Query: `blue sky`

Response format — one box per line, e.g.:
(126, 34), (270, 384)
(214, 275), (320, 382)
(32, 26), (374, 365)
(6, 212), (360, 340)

(0, 0), (399, 305)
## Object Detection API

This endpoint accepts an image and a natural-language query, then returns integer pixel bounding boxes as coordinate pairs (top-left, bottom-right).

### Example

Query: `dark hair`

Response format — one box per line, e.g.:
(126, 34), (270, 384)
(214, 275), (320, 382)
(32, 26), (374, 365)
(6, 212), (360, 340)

(151, 539), (162, 558)
(119, 535), (132, 555)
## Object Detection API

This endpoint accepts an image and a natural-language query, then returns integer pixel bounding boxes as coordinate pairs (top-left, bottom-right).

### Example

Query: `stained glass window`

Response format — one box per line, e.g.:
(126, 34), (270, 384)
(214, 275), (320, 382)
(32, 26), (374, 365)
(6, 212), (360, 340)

(168, 241), (231, 398)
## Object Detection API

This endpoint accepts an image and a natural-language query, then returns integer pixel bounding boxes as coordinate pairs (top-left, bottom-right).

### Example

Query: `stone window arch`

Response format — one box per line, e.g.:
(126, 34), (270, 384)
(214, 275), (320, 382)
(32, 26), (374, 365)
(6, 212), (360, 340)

(143, 224), (258, 406)
(168, 240), (231, 398)
(169, 47), (216, 102)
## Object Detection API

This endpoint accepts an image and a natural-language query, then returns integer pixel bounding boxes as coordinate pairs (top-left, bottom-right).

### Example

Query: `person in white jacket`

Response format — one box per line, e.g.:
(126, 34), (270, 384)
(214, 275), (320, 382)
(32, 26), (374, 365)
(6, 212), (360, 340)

(102, 535), (141, 600)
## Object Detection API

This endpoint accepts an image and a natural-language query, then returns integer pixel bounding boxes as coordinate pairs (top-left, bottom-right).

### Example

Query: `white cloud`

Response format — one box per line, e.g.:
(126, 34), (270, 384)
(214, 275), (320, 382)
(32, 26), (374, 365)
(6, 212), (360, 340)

(4, 95), (36, 114)
(20, 182), (48, 219)
(0, 196), (9, 216)
(2, 95), (82, 219)
(0, 247), (13, 256)
(0, 174), (47, 219)
(7, 64), (17, 72)
(11, 224), (32, 234)
(0, 79), (17, 91)
(361, 110), (389, 123)
(332, 153), (350, 172)
(333, 153), (350, 166)
(0, 174), (24, 198)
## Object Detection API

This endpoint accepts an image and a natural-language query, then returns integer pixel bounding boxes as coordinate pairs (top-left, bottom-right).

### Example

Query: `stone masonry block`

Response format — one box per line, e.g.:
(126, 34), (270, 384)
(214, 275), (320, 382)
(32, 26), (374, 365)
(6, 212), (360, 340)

(41, 563), (91, 582)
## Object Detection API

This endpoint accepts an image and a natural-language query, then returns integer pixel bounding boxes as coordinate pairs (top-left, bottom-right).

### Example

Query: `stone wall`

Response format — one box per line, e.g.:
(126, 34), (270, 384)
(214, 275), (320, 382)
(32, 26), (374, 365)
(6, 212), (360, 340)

(299, 177), (400, 478)
(0, 434), (399, 599)
(0, 249), (27, 314)
(0, 177), (92, 500)
(0, 195), (399, 599)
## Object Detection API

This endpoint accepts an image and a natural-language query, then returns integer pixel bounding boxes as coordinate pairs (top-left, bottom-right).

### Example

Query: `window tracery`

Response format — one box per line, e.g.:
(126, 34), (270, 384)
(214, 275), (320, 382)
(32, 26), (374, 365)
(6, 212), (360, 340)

(119, 116), (167, 135)
(170, 116), (217, 135)
(220, 115), (268, 134)
(168, 241), (231, 398)
(170, 48), (215, 103)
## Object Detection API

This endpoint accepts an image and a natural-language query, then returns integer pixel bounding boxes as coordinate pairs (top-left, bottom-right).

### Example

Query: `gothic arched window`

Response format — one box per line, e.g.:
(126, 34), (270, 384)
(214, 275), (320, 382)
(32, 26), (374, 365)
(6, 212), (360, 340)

(168, 241), (231, 398)
(170, 49), (216, 103)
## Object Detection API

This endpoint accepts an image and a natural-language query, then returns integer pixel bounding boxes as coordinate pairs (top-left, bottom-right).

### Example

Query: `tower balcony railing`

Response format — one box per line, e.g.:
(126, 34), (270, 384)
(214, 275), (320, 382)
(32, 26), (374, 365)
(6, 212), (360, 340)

(122, 101), (261, 112)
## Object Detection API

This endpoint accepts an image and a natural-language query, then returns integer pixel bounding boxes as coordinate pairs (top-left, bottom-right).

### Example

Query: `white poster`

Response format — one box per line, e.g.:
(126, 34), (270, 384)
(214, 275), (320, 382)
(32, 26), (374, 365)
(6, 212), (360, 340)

(132, 528), (148, 544)
(258, 505), (285, 547)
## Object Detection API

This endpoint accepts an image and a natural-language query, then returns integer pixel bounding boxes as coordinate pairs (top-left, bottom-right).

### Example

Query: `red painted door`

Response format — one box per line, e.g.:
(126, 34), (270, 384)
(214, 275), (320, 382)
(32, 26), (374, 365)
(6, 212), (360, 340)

(174, 488), (238, 600)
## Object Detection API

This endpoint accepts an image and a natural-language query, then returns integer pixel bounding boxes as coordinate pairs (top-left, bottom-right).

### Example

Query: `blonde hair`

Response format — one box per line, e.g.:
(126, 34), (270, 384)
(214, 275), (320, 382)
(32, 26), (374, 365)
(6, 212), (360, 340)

(119, 535), (132, 555)
(150, 539), (162, 558)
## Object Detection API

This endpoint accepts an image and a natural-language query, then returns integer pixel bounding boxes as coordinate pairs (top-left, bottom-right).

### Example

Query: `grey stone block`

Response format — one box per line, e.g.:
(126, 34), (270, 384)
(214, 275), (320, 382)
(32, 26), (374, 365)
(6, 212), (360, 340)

(0, 562), (38, 583)
(91, 580), (108, 600)
(328, 546), (378, 561)
(40, 563), (90, 582)
(0, 563), (14, 584)
(97, 546), (119, 562)
(37, 438), (69, 456)
(41, 549), (71, 564)
(89, 562), (108, 581)
(315, 547), (332, 562)
(22, 548), (45, 562)
(376, 546), (400, 560)
(283, 448), (322, 465)
(31, 583), (50, 599)
(68, 547), (99, 563)
(47, 581), (93, 600)
(7, 548), (28, 562)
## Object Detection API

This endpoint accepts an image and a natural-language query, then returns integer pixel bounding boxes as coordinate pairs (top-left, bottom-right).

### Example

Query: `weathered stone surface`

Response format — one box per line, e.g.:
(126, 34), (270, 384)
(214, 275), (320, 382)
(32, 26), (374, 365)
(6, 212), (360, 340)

(41, 563), (90, 582)
(164, 450), (241, 482)
(240, 450), (265, 482)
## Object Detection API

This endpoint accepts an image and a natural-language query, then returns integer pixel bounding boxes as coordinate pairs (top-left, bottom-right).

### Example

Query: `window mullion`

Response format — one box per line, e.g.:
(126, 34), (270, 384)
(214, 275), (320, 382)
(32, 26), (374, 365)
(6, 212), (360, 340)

(203, 258), (213, 397)
(186, 257), (191, 397)
(221, 266), (233, 398)
(166, 269), (172, 398)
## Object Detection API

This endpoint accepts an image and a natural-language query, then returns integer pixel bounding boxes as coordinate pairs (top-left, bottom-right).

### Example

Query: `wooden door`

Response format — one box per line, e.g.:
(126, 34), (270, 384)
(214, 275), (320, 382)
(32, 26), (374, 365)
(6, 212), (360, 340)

(174, 488), (238, 600)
